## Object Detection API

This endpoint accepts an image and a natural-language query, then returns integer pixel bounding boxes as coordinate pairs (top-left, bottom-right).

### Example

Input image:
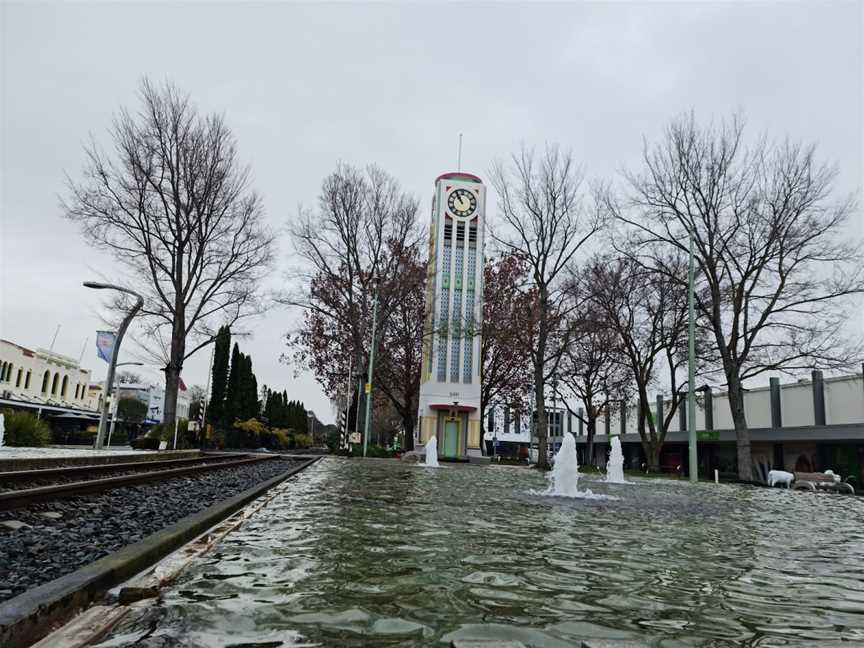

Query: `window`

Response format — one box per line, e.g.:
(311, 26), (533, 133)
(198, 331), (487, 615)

(25, 371), (31, 390)
(61, 375), (68, 398)
(41, 370), (50, 394)
(0, 362), (6, 382)
(15, 368), (22, 388)
(51, 373), (59, 396)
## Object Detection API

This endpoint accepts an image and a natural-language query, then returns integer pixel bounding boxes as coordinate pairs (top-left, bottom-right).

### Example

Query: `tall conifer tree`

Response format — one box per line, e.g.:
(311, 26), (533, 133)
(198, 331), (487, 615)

(224, 342), (242, 426)
(207, 326), (231, 427)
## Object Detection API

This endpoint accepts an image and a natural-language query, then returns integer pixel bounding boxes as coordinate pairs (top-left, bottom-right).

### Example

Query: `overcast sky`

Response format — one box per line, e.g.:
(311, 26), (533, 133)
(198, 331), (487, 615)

(1, 1), (862, 422)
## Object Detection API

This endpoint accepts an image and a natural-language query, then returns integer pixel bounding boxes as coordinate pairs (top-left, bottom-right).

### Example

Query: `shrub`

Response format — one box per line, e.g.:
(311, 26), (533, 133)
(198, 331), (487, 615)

(211, 431), (225, 450)
(272, 428), (290, 449)
(364, 444), (398, 459)
(130, 436), (160, 450)
(2, 410), (51, 447)
(259, 427), (290, 450)
(146, 423), (166, 440)
(136, 419), (193, 449)
(225, 418), (265, 448)
(325, 428), (341, 452)
(293, 433), (312, 449)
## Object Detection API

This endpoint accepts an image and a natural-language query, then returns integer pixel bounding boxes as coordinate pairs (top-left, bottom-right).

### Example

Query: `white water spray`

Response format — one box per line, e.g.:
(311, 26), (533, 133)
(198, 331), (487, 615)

(0, 413), (4, 448)
(606, 436), (627, 484)
(424, 436), (440, 468)
(546, 434), (583, 496)
(537, 434), (619, 500)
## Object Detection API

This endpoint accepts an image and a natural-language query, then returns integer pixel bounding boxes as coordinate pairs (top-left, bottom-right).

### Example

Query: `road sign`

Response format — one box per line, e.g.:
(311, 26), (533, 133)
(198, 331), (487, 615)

(697, 430), (719, 441)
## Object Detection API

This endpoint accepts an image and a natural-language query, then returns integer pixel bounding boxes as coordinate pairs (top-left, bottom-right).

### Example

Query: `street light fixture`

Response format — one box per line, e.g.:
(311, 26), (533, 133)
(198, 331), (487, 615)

(362, 280), (380, 458)
(687, 227), (698, 482)
(84, 282), (144, 450)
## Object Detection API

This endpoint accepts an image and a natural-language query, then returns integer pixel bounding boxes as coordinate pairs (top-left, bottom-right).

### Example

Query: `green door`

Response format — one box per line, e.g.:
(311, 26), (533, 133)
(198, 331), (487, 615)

(443, 419), (459, 458)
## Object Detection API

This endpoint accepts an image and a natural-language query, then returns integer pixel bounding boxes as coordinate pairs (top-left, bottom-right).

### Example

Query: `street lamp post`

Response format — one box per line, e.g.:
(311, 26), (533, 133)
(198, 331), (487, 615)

(687, 227), (698, 482)
(552, 378), (559, 438)
(362, 285), (380, 458)
(84, 282), (144, 450)
(342, 356), (353, 451)
(106, 361), (144, 447)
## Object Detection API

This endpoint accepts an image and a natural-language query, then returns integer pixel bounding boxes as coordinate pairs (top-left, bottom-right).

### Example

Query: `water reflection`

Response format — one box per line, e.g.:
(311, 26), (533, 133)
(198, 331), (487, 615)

(94, 458), (864, 647)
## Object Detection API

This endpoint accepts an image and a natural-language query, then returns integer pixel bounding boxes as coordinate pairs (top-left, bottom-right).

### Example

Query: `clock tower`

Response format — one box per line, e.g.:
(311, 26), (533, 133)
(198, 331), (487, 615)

(417, 172), (485, 459)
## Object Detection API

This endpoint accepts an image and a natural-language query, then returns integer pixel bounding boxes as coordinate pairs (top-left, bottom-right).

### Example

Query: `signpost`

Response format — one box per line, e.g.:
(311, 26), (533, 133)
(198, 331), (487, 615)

(697, 430), (719, 442)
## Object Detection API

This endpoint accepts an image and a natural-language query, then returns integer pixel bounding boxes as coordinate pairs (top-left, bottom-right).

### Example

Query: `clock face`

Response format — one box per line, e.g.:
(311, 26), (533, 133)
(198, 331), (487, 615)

(447, 188), (477, 218)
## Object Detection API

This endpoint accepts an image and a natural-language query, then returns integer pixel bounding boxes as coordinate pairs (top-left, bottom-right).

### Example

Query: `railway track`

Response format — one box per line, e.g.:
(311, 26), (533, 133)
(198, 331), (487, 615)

(0, 454), (280, 510)
(0, 453), (241, 486)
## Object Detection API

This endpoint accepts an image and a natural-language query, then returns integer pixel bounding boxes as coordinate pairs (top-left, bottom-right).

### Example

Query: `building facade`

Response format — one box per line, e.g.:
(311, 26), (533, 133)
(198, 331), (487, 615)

(0, 339), (93, 409)
(570, 370), (864, 482)
(483, 402), (566, 460)
(416, 172), (486, 459)
(116, 382), (191, 424)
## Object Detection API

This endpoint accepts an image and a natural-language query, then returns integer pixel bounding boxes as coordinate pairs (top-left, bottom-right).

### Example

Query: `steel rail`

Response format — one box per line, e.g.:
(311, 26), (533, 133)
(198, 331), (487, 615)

(0, 454), (244, 483)
(0, 455), (281, 511)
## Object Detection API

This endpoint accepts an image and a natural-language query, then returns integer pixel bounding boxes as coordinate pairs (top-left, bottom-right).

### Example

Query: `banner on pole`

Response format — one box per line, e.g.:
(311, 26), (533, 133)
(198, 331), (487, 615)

(96, 331), (116, 363)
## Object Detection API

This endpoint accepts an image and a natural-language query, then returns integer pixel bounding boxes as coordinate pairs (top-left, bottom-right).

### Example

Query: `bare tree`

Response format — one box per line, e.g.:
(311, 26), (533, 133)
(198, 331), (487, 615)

(558, 312), (631, 466)
(116, 370), (143, 385)
(586, 255), (695, 472)
(286, 163), (423, 446)
(373, 254), (425, 450)
(480, 252), (534, 441)
(490, 146), (604, 469)
(611, 113), (864, 480)
(64, 79), (274, 426)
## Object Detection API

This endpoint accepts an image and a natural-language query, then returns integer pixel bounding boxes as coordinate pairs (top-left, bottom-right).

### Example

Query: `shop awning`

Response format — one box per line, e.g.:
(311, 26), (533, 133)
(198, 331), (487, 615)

(429, 403), (477, 413)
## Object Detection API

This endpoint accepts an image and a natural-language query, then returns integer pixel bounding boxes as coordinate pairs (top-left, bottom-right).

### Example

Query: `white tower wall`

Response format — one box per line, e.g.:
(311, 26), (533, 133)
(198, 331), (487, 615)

(416, 172), (485, 459)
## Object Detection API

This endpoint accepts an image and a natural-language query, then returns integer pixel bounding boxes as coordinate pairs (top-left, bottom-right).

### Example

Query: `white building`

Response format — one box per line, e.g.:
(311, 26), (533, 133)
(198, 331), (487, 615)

(416, 172), (487, 459)
(116, 382), (190, 423)
(0, 338), (191, 426)
(0, 339), (93, 409)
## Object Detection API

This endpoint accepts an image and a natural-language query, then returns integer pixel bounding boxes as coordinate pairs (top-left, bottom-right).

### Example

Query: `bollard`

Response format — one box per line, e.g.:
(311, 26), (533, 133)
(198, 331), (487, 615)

(714, 469), (719, 484)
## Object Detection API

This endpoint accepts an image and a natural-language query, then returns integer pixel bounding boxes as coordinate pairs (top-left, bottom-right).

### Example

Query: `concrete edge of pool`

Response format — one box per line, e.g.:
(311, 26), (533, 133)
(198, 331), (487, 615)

(0, 456), (320, 648)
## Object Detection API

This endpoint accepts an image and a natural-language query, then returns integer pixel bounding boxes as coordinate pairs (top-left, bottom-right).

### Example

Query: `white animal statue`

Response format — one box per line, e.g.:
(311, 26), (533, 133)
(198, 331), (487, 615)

(823, 469), (841, 483)
(768, 469), (794, 488)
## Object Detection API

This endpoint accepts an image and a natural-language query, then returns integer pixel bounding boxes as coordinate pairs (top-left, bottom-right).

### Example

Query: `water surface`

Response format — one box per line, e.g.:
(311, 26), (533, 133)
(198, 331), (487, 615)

(94, 457), (864, 647)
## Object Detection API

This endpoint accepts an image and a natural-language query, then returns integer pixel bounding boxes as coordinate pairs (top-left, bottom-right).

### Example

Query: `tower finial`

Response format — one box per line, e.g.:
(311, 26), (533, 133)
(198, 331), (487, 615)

(457, 133), (463, 171)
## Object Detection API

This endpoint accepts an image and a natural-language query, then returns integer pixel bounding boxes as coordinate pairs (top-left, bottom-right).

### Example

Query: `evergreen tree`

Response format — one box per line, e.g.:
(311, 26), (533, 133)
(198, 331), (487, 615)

(224, 342), (242, 427)
(207, 326), (231, 427)
(239, 354), (259, 420)
(262, 387), (273, 427)
(286, 400), (307, 432)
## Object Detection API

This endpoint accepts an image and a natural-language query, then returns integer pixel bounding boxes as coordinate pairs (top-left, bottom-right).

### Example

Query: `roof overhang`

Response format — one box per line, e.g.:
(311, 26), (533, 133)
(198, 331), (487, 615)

(429, 403), (477, 413)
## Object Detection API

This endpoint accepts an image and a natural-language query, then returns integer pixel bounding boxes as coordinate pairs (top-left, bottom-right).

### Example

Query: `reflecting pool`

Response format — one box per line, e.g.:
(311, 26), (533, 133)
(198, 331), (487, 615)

(94, 457), (864, 647)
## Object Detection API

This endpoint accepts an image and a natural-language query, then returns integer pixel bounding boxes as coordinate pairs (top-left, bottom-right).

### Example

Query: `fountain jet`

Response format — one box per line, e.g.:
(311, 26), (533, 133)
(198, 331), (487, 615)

(546, 434), (583, 497)
(606, 436), (627, 483)
(424, 436), (440, 468)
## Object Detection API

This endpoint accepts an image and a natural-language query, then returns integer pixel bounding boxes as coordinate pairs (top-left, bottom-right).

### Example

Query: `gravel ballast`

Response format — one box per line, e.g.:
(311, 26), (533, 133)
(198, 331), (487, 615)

(0, 455), (239, 492)
(0, 458), (299, 602)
